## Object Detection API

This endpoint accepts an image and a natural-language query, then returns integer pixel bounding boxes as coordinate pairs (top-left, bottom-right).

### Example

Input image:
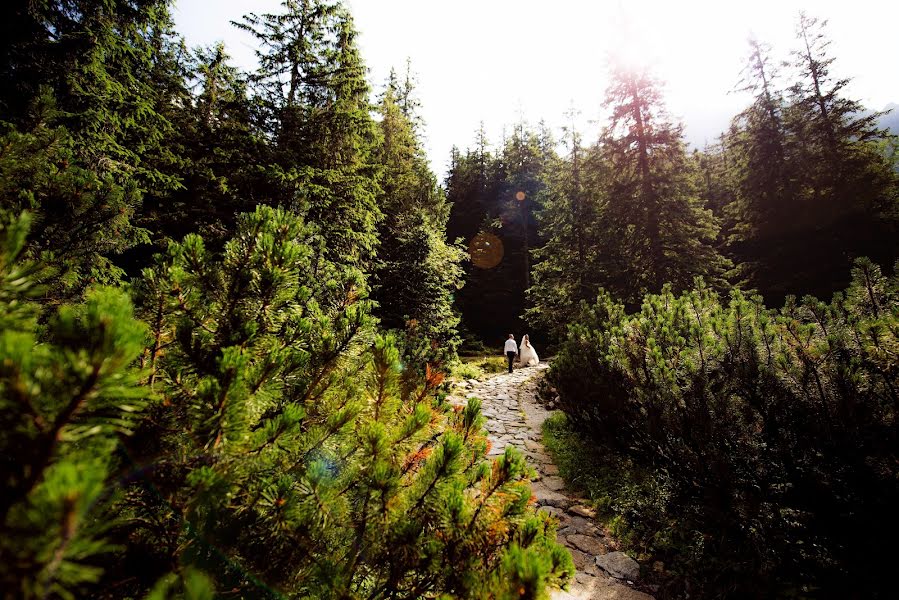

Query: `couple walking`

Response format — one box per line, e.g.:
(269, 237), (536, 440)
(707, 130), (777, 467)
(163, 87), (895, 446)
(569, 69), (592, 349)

(503, 334), (539, 373)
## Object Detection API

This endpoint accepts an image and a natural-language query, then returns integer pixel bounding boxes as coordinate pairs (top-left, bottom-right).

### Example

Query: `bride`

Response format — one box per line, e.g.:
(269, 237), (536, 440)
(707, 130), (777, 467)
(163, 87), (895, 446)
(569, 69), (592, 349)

(519, 334), (539, 366)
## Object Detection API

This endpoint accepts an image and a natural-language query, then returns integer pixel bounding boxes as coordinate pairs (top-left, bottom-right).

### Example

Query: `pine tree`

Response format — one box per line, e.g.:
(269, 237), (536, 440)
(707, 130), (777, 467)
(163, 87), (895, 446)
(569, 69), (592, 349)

(445, 123), (495, 246)
(0, 211), (151, 599)
(107, 206), (571, 597)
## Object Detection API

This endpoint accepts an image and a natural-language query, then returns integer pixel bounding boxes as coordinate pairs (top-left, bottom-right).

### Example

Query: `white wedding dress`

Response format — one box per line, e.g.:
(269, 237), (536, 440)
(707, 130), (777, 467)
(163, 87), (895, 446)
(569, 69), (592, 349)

(519, 341), (539, 366)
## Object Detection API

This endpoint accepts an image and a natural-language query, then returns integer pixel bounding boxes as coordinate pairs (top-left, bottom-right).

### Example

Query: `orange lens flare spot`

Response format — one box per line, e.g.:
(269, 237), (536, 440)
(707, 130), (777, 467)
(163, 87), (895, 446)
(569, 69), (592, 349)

(515, 191), (526, 201)
(468, 232), (504, 269)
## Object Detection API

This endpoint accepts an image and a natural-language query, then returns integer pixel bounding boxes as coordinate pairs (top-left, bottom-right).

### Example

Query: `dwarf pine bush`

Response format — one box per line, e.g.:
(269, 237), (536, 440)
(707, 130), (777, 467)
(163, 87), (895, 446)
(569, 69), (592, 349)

(1, 207), (572, 599)
(549, 262), (898, 596)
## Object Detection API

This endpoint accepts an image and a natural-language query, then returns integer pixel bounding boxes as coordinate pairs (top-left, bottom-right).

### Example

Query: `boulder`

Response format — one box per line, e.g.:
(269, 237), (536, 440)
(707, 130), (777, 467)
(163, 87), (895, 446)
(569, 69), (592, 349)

(531, 482), (573, 509)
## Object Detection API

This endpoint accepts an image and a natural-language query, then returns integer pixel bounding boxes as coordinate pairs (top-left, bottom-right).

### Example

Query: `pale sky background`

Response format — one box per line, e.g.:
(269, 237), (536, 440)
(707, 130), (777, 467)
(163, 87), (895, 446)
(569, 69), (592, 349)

(173, 0), (898, 178)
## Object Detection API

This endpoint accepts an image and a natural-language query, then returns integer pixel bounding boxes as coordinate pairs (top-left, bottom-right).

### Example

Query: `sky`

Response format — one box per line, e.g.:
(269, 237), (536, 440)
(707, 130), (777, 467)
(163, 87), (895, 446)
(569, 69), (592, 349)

(173, 0), (899, 177)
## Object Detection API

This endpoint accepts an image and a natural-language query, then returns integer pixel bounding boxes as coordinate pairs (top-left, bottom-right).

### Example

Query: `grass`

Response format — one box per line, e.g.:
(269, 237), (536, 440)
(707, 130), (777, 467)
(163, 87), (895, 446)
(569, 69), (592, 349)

(449, 355), (508, 381)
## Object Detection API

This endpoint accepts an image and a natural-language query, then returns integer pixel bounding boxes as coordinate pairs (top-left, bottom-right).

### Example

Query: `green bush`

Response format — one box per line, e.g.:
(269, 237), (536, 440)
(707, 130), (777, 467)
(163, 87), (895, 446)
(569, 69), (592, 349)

(0, 212), (151, 598)
(0, 208), (573, 599)
(549, 260), (899, 597)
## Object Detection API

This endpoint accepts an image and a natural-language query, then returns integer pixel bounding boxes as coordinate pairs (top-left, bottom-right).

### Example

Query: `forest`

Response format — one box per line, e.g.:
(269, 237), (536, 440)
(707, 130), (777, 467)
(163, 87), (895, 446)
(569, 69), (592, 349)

(0, 1), (896, 599)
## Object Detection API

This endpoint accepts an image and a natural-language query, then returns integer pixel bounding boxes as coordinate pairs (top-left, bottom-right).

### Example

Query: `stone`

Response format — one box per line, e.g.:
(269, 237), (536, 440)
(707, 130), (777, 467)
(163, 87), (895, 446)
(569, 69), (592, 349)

(584, 561), (603, 577)
(541, 463), (560, 476)
(595, 552), (640, 581)
(531, 483), (573, 509)
(567, 534), (606, 556)
(537, 505), (566, 519)
(568, 504), (597, 519)
(524, 439), (543, 452)
(566, 547), (593, 570)
(561, 515), (601, 537)
(542, 475), (566, 491)
(575, 572), (596, 585)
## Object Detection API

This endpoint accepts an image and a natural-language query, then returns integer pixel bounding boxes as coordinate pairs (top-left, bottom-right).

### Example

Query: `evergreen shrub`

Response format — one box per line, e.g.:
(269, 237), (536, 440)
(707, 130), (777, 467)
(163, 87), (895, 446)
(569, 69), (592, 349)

(549, 261), (899, 596)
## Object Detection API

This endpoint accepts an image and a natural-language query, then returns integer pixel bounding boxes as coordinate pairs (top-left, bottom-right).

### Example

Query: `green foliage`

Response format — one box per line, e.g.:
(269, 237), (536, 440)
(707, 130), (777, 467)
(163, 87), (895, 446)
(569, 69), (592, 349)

(0, 110), (149, 297)
(527, 69), (731, 339)
(0, 0), (190, 295)
(528, 121), (606, 338)
(372, 73), (466, 366)
(0, 0), (565, 596)
(541, 413), (672, 574)
(594, 66), (731, 305)
(141, 42), (264, 246)
(549, 261), (899, 596)
(0, 212), (151, 599)
(700, 15), (899, 302)
(112, 207), (571, 597)
(450, 355), (508, 381)
(238, 0), (382, 270)
(445, 123), (556, 342)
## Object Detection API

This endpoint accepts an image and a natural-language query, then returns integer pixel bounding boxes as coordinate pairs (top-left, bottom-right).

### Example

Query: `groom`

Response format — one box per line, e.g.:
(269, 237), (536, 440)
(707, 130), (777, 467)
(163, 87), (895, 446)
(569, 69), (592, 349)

(503, 334), (518, 373)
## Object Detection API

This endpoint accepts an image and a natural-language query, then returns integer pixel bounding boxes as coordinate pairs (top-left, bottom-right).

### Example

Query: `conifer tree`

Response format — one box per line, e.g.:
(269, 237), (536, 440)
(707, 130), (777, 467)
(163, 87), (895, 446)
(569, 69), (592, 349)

(0, 117), (149, 298)
(0, 211), (151, 599)
(143, 43), (264, 246)
(445, 124), (496, 246)
(731, 38), (794, 233)
(446, 123), (554, 342)
(780, 12), (898, 296)
(596, 65), (730, 303)
(372, 73), (465, 366)
(528, 117), (606, 338)
(108, 206), (571, 597)
(0, 0), (187, 296)
(238, 0), (381, 269)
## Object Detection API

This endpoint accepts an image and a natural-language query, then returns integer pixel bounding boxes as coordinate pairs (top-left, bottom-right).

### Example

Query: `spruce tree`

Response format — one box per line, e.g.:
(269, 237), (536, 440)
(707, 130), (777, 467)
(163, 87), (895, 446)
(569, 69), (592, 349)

(597, 64), (730, 303)
(0, 0), (187, 296)
(446, 123), (554, 342)
(372, 73), (465, 366)
(238, 0), (381, 269)
(143, 43), (265, 246)
(528, 117), (606, 338)
(780, 12), (898, 297)
(731, 38), (794, 232)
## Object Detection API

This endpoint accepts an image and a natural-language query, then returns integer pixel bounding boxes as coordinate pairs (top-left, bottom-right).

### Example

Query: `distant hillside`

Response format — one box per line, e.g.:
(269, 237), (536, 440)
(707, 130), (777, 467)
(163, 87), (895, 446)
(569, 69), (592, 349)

(684, 102), (898, 151)
(877, 102), (899, 135)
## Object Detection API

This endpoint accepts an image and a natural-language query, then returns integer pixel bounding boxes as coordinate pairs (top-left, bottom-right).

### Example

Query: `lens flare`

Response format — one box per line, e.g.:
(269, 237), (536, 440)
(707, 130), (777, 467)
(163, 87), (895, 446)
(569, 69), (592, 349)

(515, 191), (526, 201)
(468, 232), (504, 269)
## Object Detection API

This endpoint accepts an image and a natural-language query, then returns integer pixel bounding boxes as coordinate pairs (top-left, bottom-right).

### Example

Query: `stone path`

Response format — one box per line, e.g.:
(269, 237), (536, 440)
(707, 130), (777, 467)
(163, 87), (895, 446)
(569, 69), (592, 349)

(450, 364), (654, 600)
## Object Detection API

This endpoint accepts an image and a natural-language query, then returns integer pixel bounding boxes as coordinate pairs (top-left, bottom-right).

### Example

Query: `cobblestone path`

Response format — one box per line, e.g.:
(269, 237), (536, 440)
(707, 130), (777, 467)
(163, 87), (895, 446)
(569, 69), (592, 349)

(450, 364), (654, 600)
